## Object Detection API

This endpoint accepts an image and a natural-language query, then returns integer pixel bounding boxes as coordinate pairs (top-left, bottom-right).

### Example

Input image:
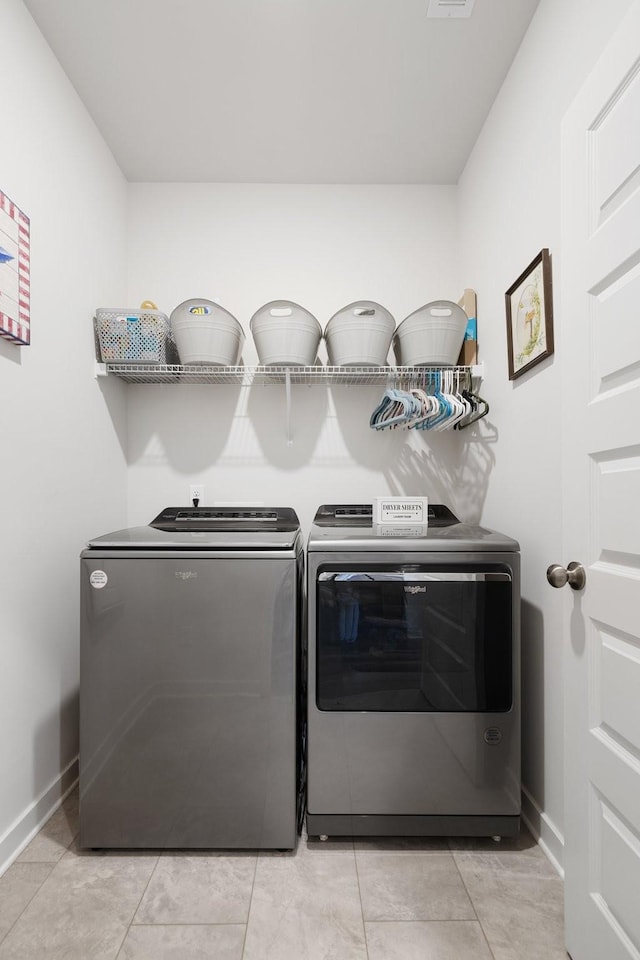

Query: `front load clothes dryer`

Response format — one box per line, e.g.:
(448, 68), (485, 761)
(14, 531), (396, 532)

(306, 503), (521, 839)
(80, 506), (303, 850)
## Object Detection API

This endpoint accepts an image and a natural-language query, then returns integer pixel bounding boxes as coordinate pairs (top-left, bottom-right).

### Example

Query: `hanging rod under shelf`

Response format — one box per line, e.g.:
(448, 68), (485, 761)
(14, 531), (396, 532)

(96, 362), (484, 386)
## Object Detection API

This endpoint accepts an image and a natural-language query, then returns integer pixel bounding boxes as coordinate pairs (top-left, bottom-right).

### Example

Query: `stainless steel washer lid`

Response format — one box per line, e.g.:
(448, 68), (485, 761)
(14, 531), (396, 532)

(307, 504), (519, 553)
(83, 506), (301, 551)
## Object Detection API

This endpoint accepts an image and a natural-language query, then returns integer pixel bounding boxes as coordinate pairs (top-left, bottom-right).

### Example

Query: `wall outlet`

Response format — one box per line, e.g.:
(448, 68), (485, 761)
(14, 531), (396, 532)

(189, 484), (204, 506)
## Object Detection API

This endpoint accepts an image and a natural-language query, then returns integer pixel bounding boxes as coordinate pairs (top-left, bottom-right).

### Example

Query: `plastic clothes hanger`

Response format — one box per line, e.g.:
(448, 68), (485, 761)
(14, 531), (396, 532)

(435, 370), (467, 430)
(370, 373), (485, 431)
(369, 391), (395, 428)
(405, 388), (431, 429)
(418, 371), (450, 430)
(390, 389), (422, 428)
(454, 390), (490, 429)
(370, 389), (414, 430)
(431, 370), (455, 431)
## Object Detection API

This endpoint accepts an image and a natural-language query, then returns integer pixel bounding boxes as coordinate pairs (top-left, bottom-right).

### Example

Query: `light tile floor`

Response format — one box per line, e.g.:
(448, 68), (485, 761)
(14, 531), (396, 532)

(0, 790), (568, 959)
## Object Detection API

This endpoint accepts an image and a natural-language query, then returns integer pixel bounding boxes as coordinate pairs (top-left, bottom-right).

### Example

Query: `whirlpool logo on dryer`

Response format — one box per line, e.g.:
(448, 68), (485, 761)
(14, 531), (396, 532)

(404, 584), (426, 594)
(175, 570), (198, 580)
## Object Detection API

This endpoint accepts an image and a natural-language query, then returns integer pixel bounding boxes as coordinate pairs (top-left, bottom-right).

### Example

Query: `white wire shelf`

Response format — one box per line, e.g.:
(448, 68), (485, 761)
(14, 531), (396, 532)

(97, 362), (483, 386)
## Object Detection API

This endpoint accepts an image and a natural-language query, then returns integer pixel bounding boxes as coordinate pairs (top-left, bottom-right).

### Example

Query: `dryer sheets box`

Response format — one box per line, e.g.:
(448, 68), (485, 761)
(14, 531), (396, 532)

(373, 497), (429, 526)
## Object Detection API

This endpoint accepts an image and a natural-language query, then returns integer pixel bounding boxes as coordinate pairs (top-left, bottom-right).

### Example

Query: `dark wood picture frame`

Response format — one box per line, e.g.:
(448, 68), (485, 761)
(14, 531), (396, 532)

(505, 248), (554, 380)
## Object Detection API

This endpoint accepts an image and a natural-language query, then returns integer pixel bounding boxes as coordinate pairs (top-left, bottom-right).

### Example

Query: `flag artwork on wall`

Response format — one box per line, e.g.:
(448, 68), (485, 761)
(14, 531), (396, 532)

(0, 190), (30, 345)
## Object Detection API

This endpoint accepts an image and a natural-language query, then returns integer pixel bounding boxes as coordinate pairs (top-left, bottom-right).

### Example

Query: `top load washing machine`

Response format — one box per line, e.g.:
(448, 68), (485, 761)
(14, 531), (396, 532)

(80, 506), (304, 850)
(306, 503), (520, 839)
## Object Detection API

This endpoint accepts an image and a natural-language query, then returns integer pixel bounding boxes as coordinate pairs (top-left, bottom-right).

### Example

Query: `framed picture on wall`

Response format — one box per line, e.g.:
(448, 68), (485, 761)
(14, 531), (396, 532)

(0, 190), (30, 346)
(505, 248), (554, 380)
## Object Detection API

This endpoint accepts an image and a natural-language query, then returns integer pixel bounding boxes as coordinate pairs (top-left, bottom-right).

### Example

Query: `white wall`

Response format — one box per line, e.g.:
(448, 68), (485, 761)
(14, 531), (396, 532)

(458, 0), (635, 867)
(125, 184), (488, 532)
(0, 0), (128, 871)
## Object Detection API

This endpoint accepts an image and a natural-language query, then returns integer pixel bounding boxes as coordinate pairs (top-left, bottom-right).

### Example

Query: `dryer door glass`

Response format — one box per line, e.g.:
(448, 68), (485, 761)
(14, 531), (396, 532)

(316, 568), (512, 712)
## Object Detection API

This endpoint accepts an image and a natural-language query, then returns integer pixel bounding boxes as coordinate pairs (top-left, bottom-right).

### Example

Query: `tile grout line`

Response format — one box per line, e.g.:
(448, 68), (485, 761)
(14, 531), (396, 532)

(448, 841), (498, 960)
(352, 844), (372, 960)
(239, 851), (259, 960)
(127, 921), (249, 927)
(113, 849), (163, 960)
(358, 917), (487, 924)
(0, 861), (54, 950)
(0, 805), (79, 951)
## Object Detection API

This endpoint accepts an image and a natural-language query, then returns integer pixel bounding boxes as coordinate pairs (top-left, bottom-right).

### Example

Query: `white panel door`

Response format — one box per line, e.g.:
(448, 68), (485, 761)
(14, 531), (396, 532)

(560, 3), (640, 958)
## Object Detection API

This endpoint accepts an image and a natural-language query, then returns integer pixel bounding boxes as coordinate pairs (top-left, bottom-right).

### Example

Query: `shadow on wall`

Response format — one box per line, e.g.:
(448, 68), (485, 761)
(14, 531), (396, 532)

(247, 383), (328, 468)
(34, 688), (79, 807)
(519, 598), (545, 833)
(124, 383), (329, 471)
(330, 386), (414, 470)
(0, 338), (22, 366)
(127, 384), (242, 471)
(380, 418), (499, 522)
(248, 384), (420, 472)
(97, 375), (128, 460)
(121, 378), (498, 507)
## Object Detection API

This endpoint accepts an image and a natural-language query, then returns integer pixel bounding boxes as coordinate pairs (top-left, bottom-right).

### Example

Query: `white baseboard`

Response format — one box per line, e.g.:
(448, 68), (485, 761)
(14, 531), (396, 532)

(0, 756), (79, 877)
(521, 785), (565, 878)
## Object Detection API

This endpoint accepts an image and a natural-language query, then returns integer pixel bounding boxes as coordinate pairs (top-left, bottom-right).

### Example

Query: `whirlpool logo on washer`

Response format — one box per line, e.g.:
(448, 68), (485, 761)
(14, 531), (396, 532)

(175, 570), (198, 581)
(404, 585), (426, 594)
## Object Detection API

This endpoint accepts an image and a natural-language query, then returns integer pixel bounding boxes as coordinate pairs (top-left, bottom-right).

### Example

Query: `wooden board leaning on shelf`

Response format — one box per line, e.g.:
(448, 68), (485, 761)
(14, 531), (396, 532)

(457, 288), (478, 366)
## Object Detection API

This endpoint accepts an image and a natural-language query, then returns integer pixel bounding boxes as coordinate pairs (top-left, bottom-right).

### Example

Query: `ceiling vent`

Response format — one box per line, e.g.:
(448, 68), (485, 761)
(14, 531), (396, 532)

(426, 0), (476, 18)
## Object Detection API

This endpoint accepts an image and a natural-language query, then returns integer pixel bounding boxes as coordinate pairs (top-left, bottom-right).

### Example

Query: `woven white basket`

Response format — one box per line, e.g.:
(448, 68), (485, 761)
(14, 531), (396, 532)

(95, 308), (170, 363)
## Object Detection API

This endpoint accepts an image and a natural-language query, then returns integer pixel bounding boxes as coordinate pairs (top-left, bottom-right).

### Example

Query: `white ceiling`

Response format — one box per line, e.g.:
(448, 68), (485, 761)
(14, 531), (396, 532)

(23, 0), (540, 184)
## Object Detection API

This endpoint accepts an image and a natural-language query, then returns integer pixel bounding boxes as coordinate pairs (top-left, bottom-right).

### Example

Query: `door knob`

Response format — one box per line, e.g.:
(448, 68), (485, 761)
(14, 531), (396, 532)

(546, 561), (586, 590)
